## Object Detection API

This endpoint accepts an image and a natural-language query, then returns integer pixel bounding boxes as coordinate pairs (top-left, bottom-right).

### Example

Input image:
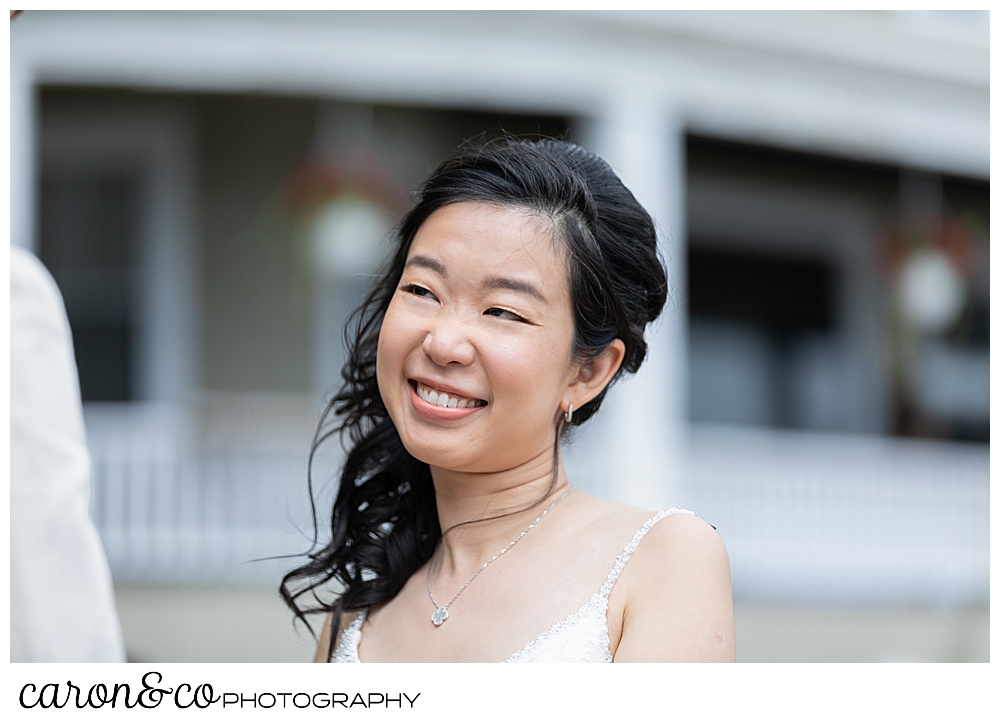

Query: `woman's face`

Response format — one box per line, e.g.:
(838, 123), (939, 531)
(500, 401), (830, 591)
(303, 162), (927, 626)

(376, 201), (578, 474)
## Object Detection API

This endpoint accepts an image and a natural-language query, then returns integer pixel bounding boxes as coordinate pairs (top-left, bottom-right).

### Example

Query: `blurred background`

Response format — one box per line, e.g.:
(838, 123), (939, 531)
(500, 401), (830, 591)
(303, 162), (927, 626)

(10, 10), (988, 662)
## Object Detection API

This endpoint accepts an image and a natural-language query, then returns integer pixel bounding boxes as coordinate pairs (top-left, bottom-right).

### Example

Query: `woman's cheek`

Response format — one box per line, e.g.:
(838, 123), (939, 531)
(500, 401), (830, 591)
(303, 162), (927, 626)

(494, 336), (556, 407)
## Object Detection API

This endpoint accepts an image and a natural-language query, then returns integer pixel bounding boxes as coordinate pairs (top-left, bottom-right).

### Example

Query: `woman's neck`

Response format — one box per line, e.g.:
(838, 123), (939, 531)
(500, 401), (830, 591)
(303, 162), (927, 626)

(429, 450), (573, 574)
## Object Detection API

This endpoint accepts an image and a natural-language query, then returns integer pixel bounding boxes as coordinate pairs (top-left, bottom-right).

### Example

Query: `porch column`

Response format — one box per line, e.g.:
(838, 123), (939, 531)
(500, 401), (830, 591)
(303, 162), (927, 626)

(574, 92), (687, 510)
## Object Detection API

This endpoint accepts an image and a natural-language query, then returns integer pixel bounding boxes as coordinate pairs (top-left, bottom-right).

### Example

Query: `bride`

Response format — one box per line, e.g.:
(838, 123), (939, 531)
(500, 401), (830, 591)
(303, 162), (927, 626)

(281, 138), (735, 663)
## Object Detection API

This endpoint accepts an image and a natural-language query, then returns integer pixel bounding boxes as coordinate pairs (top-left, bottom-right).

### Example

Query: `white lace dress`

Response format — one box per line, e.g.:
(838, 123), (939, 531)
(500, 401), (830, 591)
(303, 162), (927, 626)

(330, 507), (695, 663)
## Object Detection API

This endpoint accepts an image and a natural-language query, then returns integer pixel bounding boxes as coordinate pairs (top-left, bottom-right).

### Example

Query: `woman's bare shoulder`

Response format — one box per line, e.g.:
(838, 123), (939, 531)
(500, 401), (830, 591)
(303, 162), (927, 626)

(645, 508), (727, 557)
(613, 509), (735, 662)
(625, 510), (731, 595)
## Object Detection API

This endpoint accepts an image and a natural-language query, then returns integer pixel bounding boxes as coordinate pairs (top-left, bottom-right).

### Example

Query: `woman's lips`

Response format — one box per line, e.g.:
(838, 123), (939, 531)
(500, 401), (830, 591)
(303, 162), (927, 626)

(409, 380), (486, 421)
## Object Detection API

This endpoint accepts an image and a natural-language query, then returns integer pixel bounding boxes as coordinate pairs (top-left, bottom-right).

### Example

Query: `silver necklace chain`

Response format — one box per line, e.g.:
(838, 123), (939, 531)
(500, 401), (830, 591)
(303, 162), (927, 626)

(427, 487), (572, 627)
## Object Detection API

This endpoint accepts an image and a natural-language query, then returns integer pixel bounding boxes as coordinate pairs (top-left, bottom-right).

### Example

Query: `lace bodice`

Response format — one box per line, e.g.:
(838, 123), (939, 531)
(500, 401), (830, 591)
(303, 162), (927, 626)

(329, 507), (695, 663)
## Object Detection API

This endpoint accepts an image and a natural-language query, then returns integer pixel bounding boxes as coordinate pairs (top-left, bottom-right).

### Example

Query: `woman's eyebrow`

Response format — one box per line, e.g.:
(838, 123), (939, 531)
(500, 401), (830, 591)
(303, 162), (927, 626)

(404, 255), (447, 276)
(483, 275), (548, 303)
(405, 255), (547, 303)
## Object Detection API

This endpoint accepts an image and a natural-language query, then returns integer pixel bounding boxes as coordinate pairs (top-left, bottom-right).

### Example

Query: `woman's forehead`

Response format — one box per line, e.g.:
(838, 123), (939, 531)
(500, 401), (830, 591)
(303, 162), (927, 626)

(408, 201), (567, 280)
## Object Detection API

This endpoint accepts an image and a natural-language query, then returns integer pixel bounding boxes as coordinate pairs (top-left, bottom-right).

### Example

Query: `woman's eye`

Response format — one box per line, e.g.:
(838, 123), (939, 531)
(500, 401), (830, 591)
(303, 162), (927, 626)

(485, 307), (526, 322)
(400, 283), (436, 300)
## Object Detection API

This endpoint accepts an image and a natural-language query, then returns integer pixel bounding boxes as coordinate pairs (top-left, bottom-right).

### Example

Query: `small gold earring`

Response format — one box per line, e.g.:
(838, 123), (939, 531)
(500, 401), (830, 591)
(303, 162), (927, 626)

(564, 404), (573, 423)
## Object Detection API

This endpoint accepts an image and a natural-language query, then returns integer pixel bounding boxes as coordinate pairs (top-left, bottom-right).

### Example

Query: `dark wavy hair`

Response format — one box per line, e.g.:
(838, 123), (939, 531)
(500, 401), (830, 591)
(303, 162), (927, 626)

(280, 137), (667, 659)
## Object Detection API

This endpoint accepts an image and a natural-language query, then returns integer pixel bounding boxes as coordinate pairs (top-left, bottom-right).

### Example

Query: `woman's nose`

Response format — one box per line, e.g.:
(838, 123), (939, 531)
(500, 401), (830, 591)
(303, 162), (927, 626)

(422, 314), (475, 367)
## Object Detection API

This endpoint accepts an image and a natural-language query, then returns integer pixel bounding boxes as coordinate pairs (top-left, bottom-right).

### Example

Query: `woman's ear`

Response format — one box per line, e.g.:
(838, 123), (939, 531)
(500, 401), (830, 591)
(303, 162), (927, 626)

(564, 339), (626, 411)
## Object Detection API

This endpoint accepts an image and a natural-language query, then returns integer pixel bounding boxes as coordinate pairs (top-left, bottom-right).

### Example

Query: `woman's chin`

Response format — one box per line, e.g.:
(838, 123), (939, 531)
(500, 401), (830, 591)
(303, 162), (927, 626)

(400, 439), (481, 472)
(395, 429), (499, 473)
(398, 432), (552, 478)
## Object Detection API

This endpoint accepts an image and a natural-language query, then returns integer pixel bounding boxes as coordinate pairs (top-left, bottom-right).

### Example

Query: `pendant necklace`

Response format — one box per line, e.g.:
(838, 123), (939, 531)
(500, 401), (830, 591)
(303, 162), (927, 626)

(426, 486), (572, 627)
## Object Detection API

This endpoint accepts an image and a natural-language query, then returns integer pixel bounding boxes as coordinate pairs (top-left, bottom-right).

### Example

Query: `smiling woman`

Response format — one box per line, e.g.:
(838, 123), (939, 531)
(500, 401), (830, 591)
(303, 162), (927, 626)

(280, 138), (735, 663)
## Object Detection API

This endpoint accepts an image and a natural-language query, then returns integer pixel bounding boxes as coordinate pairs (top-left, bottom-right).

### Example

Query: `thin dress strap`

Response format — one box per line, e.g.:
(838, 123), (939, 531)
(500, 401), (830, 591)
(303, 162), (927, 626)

(598, 507), (696, 600)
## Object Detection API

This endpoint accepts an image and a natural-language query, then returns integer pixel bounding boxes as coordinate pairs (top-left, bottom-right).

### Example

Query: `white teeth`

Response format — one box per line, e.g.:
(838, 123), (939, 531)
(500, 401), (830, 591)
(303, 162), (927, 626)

(415, 383), (483, 409)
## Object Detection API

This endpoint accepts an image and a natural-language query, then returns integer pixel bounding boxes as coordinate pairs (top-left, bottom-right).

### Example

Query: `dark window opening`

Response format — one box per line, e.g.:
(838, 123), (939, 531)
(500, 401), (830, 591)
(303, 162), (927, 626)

(688, 246), (835, 337)
(38, 175), (139, 402)
(687, 245), (840, 430)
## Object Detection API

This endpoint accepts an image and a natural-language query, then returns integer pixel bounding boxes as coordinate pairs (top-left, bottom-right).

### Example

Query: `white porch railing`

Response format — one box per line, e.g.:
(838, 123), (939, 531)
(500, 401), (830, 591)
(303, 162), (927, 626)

(90, 451), (321, 583)
(84, 402), (334, 583)
(678, 424), (989, 606)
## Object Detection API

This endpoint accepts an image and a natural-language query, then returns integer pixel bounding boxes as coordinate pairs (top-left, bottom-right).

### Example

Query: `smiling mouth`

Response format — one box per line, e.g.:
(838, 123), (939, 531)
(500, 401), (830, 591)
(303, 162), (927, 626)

(411, 381), (487, 409)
